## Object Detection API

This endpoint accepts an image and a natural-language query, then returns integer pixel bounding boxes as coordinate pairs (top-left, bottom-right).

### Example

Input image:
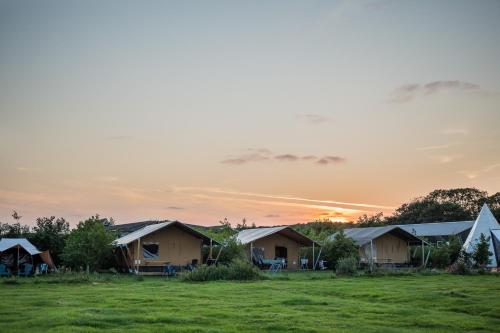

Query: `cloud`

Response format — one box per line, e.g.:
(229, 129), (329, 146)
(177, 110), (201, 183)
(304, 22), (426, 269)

(298, 114), (331, 124)
(442, 129), (469, 135)
(389, 80), (481, 103)
(166, 206), (183, 210)
(221, 148), (272, 165)
(275, 154), (300, 161)
(429, 155), (462, 164)
(16, 166), (40, 172)
(221, 149), (345, 166)
(317, 156), (346, 165)
(265, 214), (280, 218)
(417, 143), (459, 151)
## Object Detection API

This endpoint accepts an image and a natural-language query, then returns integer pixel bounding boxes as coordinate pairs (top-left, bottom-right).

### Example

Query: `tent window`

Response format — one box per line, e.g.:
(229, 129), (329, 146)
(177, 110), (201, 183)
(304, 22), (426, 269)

(142, 243), (159, 259)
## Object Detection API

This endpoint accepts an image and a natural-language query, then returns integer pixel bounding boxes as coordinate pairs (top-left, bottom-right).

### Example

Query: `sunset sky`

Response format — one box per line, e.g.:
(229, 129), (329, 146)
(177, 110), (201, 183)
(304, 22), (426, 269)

(1, 1), (499, 227)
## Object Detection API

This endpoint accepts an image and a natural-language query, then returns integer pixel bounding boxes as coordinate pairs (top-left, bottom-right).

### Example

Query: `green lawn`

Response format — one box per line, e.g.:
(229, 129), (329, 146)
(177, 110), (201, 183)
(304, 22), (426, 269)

(1, 272), (499, 332)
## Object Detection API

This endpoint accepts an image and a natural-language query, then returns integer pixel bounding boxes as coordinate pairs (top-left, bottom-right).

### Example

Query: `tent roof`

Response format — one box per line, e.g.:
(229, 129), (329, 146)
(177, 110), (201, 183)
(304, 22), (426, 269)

(338, 226), (422, 246)
(236, 226), (319, 247)
(463, 204), (500, 267)
(397, 221), (474, 237)
(113, 221), (220, 246)
(0, 238), (41, 255)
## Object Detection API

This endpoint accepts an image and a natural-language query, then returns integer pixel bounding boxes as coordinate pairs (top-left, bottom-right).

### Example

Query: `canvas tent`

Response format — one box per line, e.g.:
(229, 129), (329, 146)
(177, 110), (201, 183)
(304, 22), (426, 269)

(113, 221), (220, 274)
(462, 204), (500, 268)
(398, 221), (474, 243)
(236, 226), (320, 269)
(334, 226), (423, 266)
(0, 238), (55, 274)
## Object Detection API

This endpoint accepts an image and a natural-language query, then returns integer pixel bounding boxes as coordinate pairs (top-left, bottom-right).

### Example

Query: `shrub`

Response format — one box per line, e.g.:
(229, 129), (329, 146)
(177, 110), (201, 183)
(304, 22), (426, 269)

(430, 245), (451, 269)
(323, 231), (359, 270)
(335, 257), (358, 276)
(204, 238), (246, 265)
(450, 250), (472, 275)
(182, 259), (263, 282)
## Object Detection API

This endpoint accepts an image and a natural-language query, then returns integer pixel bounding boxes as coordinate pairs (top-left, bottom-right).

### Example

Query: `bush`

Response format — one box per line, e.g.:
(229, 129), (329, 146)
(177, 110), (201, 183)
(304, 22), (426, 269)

(430, 245), (451, 269)
(323, 231), (359, 270)
(203, 238), (246, 265)
(335, 257), (358, 276)
(182, 259), (263, 282)
(450, 251), (472, 275)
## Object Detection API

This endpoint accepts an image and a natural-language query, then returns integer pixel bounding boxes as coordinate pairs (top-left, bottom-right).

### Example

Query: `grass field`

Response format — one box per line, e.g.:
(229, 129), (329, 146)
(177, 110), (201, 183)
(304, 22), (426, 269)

(1, 272), (499, 333)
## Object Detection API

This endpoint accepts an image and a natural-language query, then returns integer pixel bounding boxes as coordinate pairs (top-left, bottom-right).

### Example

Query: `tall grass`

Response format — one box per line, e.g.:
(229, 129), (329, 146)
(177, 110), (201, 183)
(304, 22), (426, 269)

(181, 259), (264, 282)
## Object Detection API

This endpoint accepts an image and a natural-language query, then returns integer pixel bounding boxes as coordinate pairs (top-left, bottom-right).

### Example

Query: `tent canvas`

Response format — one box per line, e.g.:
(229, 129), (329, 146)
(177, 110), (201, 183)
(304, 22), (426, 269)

(462, 204), (500, 268)
(0, 238), (54, 274)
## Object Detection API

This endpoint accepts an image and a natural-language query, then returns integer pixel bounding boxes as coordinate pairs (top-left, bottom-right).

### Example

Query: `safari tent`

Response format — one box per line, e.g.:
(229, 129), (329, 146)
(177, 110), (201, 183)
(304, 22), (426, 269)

(236, 226), (320, 270)
(113, 221), (219, 275)
(0, 238), (55, 275)
(463, 204), (500, 268)
(337, 226), (423, 266)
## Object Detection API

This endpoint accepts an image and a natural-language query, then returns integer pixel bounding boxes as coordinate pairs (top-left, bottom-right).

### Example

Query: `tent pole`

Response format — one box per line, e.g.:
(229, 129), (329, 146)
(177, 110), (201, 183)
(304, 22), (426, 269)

(421, 240), (424, 267)
(312, 243), (315, 270)
(250, 242), (253, 263)
(17, 245), (20, 277)
(370, 240), (374, 271)
(209, 239), (213, 260)
(137, 237), (141, 275)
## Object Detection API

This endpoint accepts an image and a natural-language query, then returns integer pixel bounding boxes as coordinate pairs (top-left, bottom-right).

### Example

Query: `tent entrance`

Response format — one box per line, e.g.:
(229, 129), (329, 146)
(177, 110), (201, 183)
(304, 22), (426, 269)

(275, 246), (287, 260)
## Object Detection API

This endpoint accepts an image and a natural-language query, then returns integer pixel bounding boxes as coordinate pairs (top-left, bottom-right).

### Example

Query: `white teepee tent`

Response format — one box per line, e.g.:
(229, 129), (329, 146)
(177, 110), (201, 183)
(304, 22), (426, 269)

(463, 204), (500, 267)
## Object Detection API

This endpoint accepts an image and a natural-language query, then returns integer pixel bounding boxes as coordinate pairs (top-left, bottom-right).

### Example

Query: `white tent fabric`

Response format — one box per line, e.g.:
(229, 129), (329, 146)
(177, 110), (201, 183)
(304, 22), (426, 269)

(0, 238), (41, 255)
(462, 204), (500, 267)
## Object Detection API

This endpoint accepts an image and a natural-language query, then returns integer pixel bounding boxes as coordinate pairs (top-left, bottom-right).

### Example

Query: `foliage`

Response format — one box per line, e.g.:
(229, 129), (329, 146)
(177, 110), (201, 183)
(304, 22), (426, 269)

(30, 216), (70, 265)
(450, 250), (472, 275)
(472, 233), (492, 268)
(181, 259), (263, 282)
(62, 216), (116, 272)
(335, 257), (358, 276)
(293, 221), (345, 243)
(429, 245), (451, 269)
(202, 237), (246, 265)
(385, 199), (470, 225)
(322, 231), (359, 269)
(356, 212), (385, 227)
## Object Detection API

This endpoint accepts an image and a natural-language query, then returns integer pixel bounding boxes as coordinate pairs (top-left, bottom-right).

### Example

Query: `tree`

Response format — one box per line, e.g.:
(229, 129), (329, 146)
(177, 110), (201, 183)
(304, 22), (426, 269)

(426, 188), (487, 218)
(322, 230), (359, 269)
(472, 233), (492, 268)
(0, 210), (30, 238)
(357, 212), (385, 227)
(30, 216), (70, 265)
(486, 192), (500, 221)
(62, 216), (116, 272)
(385, 199), (469, 225)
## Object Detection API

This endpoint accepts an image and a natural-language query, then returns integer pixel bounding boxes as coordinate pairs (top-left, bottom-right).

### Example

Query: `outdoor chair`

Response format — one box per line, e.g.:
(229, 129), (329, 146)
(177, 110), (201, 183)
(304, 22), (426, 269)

(0, 264), (11, 277)
(38, 263), (49, 275)
(19, 263), (33, 277)
(319, 260), (327, 270)
(300, 258), (309, 270)
(163, 264), (176, 277)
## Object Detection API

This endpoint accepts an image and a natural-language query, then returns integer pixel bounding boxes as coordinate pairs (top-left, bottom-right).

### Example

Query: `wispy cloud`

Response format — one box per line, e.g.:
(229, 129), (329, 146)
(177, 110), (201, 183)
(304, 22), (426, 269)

(298, 114), (331, 124)
(16, 166), (41, 172)
(442, 129), (469, 135)
(364, 0), (395, 11)
(173, 186), (395, 211)
(221, 148), (272, 165)
(166, 206), (184, 210)
(275, 154), (300, 161)
(265, 214), (280, 218)
(317, 156), (346, 165)
(222, 149), (346, 166)
(389, 80), (481, 103)
(429, 155), (463, 164)
(417, 143), (459, 151)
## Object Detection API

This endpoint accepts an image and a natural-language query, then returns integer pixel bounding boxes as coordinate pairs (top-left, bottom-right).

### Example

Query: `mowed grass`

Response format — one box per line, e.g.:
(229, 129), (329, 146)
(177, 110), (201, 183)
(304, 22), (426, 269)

(1, 272), (499, 333)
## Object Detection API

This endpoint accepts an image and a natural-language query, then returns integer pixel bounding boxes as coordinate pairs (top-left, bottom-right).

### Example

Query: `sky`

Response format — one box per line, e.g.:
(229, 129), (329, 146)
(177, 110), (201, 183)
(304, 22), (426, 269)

(1, 0), (500, 227)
